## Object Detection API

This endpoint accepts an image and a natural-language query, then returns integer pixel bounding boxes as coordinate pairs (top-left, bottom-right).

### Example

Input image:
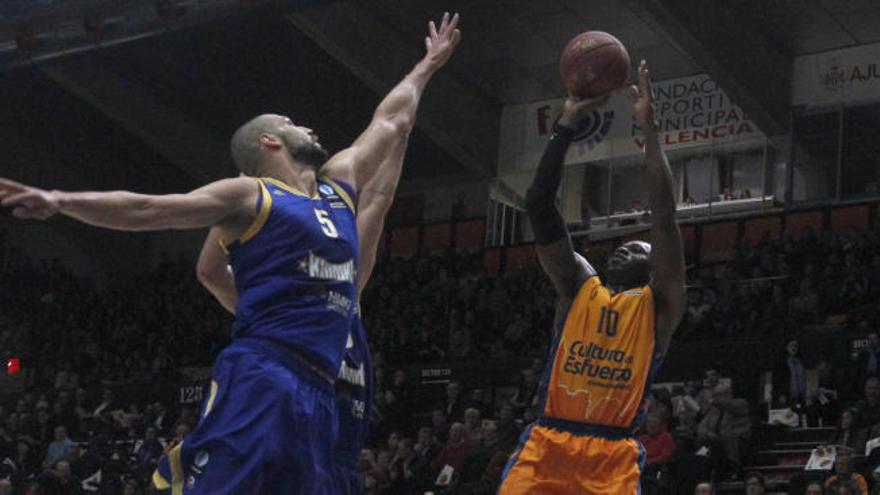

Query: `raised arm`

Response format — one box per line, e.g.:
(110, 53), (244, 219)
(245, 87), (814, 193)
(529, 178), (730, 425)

(0, 176), (257, 232)
(321, 12), (460, 191)
(629, 60), (686, 353)
(197, 227), (238, 314)
(356, 134), (409, 295)
(525, 97), (607, 299)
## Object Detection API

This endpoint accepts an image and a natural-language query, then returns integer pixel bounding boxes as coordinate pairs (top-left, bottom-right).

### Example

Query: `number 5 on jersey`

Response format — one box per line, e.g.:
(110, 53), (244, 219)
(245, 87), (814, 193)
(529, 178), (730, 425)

(315, 208), (339, 239)
(314, 209), (339, 238)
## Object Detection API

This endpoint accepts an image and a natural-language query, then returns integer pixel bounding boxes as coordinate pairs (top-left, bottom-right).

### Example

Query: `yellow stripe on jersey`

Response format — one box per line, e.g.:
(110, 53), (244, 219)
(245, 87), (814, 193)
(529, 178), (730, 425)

(169, 440), (185, 495)
(203, 380), (219, 418)
(239, 179), (273, 244)
(322, 178), (356, 213)
(543, 276), (656, 427)
(262, 177), (315, 199)
(152, 470), (170, 489)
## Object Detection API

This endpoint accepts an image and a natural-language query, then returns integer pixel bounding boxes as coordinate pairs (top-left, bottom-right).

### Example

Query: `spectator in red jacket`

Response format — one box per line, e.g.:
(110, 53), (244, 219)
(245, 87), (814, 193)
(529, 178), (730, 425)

(637, 412), (676, 466)
(431, 422), (473, 474)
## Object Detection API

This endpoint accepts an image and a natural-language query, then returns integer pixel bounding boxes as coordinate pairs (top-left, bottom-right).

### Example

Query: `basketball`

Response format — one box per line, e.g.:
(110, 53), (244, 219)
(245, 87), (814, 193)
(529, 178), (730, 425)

(560, 31), (631, 99)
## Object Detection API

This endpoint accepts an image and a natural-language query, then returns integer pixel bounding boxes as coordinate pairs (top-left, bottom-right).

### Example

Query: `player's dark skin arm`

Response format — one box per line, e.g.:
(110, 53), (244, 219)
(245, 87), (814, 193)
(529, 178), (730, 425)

(630, 60), (686, 355)
(525, 96), (608, 306)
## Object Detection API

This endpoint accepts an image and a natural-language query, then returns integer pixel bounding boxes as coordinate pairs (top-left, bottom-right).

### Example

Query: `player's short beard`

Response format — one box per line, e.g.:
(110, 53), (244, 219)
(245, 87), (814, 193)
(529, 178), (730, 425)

(292, 142), (329, 169)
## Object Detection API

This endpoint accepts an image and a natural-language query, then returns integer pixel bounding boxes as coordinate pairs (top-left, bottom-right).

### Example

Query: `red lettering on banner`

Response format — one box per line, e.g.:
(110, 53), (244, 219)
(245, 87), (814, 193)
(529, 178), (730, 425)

(632, 122), (754, 149)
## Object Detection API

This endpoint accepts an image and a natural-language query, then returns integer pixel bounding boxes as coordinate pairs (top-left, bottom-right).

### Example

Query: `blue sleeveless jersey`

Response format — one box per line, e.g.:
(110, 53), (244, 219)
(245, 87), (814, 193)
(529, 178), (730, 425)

(334, 308), (373, 467)
(226, 177), (359, 377)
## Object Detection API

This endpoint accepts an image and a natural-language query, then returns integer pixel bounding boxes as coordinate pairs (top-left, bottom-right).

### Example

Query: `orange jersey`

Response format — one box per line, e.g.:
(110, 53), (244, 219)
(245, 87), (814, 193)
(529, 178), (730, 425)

(540, 276), (660, 428)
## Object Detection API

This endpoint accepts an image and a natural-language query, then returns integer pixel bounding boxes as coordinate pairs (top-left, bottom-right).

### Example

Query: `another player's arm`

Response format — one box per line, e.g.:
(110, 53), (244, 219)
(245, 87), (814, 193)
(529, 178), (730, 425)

(356, 134), (410, 295)
(0, 176), (257, 232)
(630, 60), (686, 354)
(321, 12), (460, 192)
(525, 96), (608, 300)
(196, 227), (238, 314)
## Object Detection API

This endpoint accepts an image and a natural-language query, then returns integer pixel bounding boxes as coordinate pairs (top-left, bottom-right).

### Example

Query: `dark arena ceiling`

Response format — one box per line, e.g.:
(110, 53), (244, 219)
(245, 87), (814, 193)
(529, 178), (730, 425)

(1, 0), (879, 193)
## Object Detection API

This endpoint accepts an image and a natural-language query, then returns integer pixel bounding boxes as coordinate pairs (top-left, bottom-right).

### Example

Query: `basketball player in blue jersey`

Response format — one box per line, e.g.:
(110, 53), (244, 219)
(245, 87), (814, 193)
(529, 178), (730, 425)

(196, 130), (409, 495)
(0, 12), (460, 494)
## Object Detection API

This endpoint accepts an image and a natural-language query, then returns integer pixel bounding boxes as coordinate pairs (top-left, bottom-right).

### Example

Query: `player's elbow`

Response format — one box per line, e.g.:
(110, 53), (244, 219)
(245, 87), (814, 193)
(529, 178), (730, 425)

(196, 259), (224, 290)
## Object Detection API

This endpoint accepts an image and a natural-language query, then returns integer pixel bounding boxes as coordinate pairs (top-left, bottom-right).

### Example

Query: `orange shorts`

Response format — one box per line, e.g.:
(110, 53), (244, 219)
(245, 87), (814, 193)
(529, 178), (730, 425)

(498, 424), (644, 495)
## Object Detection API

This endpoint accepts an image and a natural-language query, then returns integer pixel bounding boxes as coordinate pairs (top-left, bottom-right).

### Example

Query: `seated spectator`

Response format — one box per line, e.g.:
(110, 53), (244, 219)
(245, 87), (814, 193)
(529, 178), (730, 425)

(13, 438), (40, 478)
(853, 376), (880, 429)
(638, 412), (677, 495)
(460, 420), (503, 484)
(44, 426), (74, 468)
(804, 481), (824, 495)
(824, 447), (867, 495)
(463, 408), (482, 443)
(696, 383), (751, 477)
(813, 354), (842, 426)
(788, 280), (820, 326)
(694, 481), (714, 495)
(672, 383), (701, 441)
(388, 438), (417, 493)
(466, 388), (491, 418)
(0, 479), (10, 495)
(857, 333), (880, 378)
(411, 426), (441, 487)
(745, 472), (765, 495)
(697, 369), (721, 412)
(430, 409), (449, 444)
(773, 339), (808, 410)
(496, 403), (520, 449)
(637, 412), (676, 467)
(444, 381), (466, 423)
(358, 448), (389, 492)
(431, 422), (473, 475)
(135, 426), (163, 469)
(828, 409), (867, 453)
(687, 290), (712, 327)
(38, 460), (81, 495)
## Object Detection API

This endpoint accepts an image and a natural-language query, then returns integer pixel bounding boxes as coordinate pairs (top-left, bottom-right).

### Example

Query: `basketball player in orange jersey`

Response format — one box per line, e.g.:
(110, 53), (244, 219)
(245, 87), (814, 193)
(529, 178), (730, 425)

(498, 59), (685, 494)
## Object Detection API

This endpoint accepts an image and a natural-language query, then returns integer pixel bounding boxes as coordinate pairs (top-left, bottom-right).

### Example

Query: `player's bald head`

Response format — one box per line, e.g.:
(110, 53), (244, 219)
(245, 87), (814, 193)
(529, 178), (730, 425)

(230, 114), (279, 176)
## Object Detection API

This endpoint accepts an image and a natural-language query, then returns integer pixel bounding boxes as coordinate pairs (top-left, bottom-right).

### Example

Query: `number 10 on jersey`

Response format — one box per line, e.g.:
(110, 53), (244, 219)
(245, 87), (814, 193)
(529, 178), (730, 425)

(597, 307), (620, 336)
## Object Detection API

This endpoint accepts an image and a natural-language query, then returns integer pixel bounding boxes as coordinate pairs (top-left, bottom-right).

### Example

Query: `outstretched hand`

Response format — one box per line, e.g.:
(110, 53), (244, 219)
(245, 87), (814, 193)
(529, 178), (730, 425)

(423, 12), (461, 71)
(628, 59), (657, 133)
(557, 94), (610, 128)
(0, 178), (59, 220)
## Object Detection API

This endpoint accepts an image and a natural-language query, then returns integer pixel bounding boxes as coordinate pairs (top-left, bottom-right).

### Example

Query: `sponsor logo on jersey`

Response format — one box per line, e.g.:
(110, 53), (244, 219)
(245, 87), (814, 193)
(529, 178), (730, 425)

(351, 399), (366, 419)
(337, 359), (366, 387)
(299, 252), (356, 283)
(329, 201), (348, 209)
(562, 340), (635, 388)
(319, 184), (335, 196)
(194, 451), (210, 468)
(327, 290), (353, 316)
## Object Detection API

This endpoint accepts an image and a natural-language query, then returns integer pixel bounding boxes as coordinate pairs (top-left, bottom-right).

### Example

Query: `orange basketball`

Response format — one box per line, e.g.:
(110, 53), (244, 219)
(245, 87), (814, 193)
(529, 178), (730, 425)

(560, 31), (631, 99)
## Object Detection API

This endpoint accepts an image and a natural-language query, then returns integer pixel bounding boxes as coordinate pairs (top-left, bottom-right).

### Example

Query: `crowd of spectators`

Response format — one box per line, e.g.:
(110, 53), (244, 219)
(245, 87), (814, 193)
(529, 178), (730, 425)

(1, 214), (879, 493)
(0, 249), (225, 493)
(682, 223), (880, 341)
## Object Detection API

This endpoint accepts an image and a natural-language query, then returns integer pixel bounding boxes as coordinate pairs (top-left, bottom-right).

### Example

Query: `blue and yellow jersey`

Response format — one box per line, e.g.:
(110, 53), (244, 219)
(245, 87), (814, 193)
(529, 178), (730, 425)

(334, 309), (372, 467)
(539, 276), (662, 428)
(225, 177), (359, 377)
